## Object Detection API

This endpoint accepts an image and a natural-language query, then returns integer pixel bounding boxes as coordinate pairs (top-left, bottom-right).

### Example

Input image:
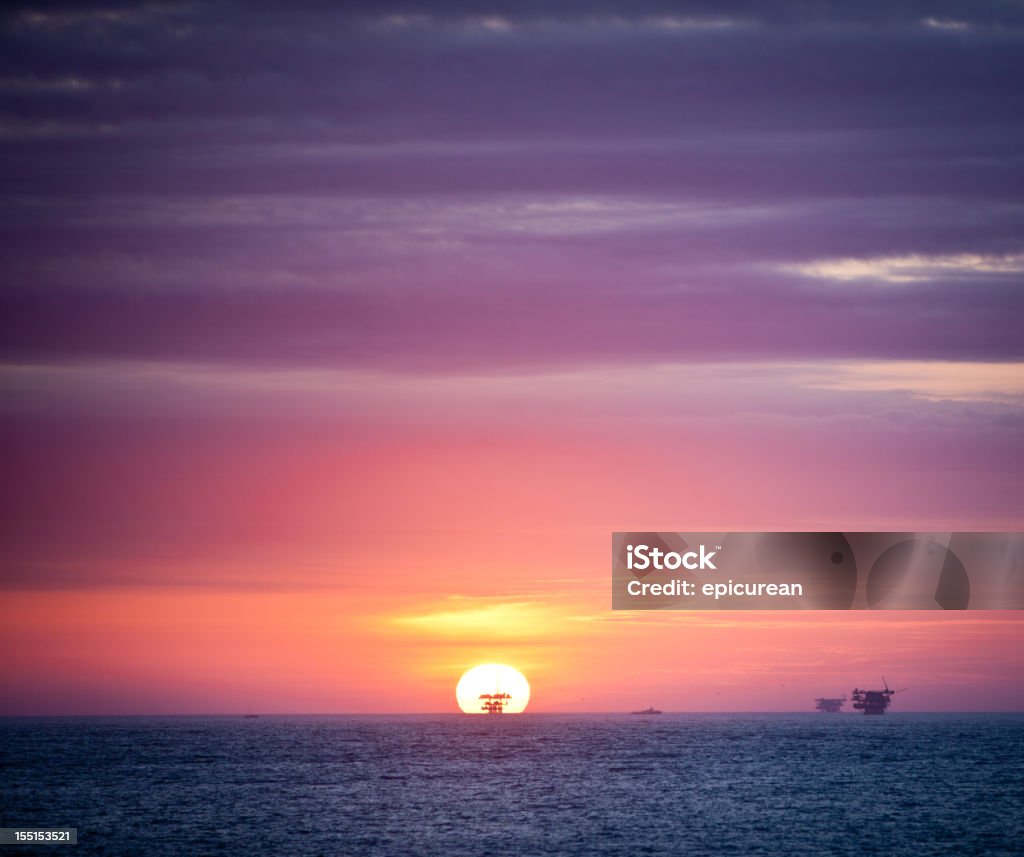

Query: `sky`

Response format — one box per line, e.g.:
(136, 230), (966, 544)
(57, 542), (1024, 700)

(1, 0), (1022, 714)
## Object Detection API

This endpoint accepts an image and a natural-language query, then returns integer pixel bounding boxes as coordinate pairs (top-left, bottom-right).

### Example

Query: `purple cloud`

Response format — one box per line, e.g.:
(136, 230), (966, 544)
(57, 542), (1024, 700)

(1, 2), (1023, 371)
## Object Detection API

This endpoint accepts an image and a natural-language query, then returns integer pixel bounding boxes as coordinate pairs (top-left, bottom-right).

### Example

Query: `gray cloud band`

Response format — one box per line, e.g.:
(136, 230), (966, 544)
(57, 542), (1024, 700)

(612, 532), (1023, 609)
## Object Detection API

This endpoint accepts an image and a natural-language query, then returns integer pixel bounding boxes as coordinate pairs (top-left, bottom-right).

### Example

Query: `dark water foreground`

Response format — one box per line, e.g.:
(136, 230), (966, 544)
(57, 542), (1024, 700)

(2, 713), (1022, 856)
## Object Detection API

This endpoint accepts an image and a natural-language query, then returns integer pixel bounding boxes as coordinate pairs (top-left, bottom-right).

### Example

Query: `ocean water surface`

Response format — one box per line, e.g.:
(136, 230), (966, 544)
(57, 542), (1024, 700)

(2, 713), (1022, 856)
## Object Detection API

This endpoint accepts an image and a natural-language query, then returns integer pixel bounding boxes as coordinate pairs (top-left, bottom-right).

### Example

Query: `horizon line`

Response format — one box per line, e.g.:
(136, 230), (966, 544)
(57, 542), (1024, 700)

(4, 710), (1024, 718)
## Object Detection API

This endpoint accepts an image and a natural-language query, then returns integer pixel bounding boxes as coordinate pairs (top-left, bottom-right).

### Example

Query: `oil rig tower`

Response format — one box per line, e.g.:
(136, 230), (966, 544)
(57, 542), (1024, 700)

(479, 692), (512, 714)
(851, 678), (905, 715)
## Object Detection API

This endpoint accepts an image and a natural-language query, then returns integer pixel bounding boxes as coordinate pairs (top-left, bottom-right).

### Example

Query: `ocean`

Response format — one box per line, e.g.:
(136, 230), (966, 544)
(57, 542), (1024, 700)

(2, 713), (1022, 856)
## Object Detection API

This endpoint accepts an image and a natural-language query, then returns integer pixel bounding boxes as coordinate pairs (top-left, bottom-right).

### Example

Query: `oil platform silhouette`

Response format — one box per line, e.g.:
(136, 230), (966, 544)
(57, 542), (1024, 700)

(814, 695), (846, 713)
(479, 692), (512, 714)
(814, 680), (907, 714)
(851, 678), (906, 714)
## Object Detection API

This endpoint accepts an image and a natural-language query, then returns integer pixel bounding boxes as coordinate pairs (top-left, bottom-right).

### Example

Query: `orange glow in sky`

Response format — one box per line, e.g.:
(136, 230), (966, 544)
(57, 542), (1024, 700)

(1, 362), (1022, 714)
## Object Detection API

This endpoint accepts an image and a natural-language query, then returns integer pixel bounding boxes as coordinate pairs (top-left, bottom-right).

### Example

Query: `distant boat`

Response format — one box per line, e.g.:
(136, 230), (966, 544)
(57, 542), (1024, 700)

(243, 714), (259, 719)
(630, 706), (662, 715)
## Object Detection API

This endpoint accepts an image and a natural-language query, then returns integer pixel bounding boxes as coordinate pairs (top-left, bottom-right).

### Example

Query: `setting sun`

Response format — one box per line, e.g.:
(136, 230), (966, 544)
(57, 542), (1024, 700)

(455, 664), (531, 714)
